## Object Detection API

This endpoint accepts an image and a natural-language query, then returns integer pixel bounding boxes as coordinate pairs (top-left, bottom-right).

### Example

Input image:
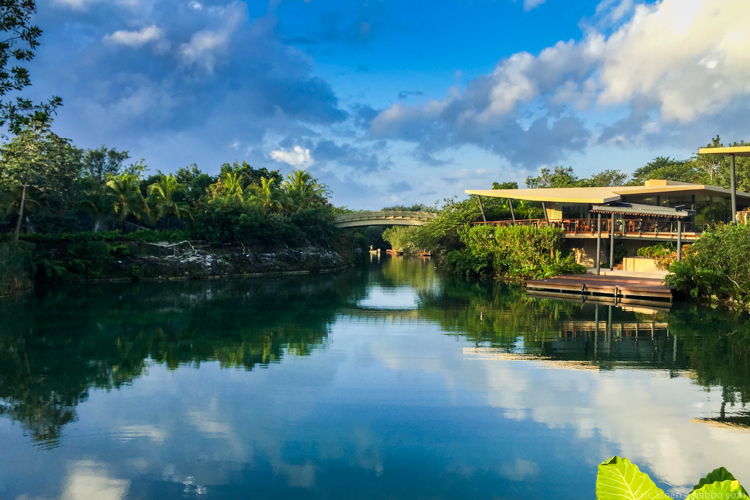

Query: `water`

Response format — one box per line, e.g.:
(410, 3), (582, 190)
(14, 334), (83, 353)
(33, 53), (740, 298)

(1, 257), (749, 499)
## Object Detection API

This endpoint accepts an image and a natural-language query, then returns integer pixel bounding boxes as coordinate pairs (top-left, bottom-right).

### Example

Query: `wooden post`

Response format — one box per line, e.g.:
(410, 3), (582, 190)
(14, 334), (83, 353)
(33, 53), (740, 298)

(730, 153), (737, 225)
(609, 213), (615, 271)
(596, 213), (602, 276)
(677, 219), (682, 261)
(508, 199), (516, 222)
(476, 195), (487, 223)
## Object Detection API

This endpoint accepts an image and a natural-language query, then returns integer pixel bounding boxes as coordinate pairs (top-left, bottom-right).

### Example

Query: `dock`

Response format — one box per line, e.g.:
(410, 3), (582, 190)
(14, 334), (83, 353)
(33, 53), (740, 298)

(526, 275), (673, 304)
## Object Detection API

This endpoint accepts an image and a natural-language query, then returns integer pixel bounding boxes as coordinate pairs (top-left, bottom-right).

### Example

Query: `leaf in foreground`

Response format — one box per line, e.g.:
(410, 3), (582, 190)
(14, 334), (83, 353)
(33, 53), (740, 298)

(687, 480), (749, 500)
(596, 456), (669, 500)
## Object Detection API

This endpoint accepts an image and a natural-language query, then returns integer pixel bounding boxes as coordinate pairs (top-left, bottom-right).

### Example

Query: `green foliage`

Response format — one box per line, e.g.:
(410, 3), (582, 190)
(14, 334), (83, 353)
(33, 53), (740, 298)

(382, 203), (437, 212)
(525, 166), (628, 189)
(382, 226), (417, 253)
(81, 146), (129, 182)
(666, 223), (750, 304)
(147, 173), (192, 229)
(0, 0), (62, 133)
(449, 224), (585, 280)
(596, 456), (669, 499)
(596, 457), (748, 500)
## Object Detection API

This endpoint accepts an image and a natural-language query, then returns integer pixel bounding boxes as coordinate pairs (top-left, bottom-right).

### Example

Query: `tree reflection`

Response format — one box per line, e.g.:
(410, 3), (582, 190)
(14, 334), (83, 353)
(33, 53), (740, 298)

(0, 270), (369, 447)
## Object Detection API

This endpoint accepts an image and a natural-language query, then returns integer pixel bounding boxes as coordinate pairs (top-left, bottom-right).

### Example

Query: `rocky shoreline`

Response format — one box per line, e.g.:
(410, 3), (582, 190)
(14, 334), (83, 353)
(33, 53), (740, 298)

(43, 240), (354, 283)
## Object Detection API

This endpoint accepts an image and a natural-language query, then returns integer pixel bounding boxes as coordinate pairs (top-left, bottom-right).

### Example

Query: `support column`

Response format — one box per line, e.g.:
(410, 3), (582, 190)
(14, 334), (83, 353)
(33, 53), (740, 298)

(477, 195), (487, 223)
(596, 213), (602, 275)
(542, 201), (549, 221)
(730, 153), (737, 225)
(677, 219), (682, 262)
(508, 199), (516, 222)
(609, 213), (615, 271)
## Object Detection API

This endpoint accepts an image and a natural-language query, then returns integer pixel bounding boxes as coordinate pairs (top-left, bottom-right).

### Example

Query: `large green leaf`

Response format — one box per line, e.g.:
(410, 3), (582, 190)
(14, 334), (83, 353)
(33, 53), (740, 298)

(692, 468), (749, 496)
(687, 480), (749, 500)
(596, 456), (669, 500)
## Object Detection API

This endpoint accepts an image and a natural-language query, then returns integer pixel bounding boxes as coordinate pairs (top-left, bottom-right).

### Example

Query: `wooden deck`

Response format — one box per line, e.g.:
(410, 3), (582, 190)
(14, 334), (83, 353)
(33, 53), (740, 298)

(526, 275), (673, 303)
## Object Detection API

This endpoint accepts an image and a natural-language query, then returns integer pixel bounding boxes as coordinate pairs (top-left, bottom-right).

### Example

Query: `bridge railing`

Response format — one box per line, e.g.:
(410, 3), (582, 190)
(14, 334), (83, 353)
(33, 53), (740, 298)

(335, 211), (438, 222)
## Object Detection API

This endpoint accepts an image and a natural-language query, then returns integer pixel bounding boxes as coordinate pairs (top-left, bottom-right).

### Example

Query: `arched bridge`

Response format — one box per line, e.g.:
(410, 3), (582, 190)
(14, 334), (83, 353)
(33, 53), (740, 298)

(334, 211), (438, 228)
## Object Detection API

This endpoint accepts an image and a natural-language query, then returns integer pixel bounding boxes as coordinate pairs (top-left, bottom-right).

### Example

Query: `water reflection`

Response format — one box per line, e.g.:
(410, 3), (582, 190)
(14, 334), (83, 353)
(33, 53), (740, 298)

(1, 257), (749, 499)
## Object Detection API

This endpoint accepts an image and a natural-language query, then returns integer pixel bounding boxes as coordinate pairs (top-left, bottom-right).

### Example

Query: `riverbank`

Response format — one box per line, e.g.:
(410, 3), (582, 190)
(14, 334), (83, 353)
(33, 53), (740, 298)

(1, 238), (357, 293)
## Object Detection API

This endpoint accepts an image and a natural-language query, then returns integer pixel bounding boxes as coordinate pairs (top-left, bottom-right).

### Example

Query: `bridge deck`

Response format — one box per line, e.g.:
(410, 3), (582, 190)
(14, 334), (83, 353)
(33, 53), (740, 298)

(526, 275), (673, 303)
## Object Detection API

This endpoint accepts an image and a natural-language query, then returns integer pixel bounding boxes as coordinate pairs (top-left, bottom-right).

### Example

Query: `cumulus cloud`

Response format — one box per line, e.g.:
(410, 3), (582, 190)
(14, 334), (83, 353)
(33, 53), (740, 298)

(368, 0), (750, 167)
(103, 25), (162, 47)
(179, 2), (247, 71)
(270, 146), (314, 167)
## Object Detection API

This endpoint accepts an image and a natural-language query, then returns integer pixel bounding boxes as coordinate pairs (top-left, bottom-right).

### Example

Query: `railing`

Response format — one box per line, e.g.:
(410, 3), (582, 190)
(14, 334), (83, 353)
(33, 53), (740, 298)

(474, 218), (705, 236)
(335, 211), (438, 223)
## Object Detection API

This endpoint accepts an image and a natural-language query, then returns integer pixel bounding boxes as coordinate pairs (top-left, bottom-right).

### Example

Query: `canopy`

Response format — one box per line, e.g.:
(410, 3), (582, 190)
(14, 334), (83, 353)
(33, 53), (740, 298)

(698, 146), (750, 157)
(590, 202), (693, 218)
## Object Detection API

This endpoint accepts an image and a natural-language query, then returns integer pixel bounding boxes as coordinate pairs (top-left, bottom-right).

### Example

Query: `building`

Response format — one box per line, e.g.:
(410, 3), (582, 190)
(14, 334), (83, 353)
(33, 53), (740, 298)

(465, 179), (750, 268)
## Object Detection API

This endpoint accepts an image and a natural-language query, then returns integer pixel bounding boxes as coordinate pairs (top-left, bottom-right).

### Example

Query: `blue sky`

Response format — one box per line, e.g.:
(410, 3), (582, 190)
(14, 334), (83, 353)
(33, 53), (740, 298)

(23, 0), (750, 208)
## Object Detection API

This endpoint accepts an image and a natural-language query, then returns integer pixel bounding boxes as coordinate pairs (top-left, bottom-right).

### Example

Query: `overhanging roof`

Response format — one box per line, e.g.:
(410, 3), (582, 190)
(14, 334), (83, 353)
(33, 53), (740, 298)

(590, 202), (692, 218)
(465, 179), (750, 204)
(698, 146), (750, 157)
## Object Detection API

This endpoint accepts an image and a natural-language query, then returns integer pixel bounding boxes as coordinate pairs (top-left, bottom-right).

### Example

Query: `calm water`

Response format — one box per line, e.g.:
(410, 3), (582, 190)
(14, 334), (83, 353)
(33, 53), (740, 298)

(1, 257), (749, 500)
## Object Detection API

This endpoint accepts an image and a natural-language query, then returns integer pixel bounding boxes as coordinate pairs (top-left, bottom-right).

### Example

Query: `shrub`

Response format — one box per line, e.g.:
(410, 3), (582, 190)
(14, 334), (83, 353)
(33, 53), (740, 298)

(665, 223), (750, 304)
(454, 224), (585, 280)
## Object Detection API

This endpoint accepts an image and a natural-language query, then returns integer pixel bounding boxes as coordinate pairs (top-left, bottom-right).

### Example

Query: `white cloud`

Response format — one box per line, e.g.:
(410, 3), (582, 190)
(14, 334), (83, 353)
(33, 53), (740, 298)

(371, 0), (750, 164)
(103, 25), (162, 47)
(189, 0), (203, 10)
(523, 0), (547, 11)
(270, 146), (314, 167)
(61, 461), (129, 500)
(597, 0), (750, 121)
(179, 3), (247, 72)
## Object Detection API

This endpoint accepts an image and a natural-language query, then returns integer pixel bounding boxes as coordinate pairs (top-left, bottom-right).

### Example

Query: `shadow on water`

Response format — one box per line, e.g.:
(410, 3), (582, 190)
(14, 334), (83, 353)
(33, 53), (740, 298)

(1, 256), (749, 449)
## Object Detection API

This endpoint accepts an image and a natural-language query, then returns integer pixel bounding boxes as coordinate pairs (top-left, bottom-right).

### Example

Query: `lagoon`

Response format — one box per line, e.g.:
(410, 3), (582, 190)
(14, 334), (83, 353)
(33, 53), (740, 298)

(1, 257), (749, 499)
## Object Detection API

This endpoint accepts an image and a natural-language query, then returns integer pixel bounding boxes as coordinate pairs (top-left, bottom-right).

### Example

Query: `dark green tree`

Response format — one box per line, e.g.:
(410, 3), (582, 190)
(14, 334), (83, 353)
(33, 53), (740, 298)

(81, 146), (129, 182)
(0, 0), (61, 134)
(0, 123), (81, 240)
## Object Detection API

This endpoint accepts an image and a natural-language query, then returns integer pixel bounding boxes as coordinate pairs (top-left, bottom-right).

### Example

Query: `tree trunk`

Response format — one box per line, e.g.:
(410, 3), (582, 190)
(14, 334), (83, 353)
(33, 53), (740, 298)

(14, 184), (28, 242)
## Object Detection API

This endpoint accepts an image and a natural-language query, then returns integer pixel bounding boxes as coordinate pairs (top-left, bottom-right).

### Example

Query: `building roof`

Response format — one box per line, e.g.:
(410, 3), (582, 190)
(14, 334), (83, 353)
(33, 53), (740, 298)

(698, 146), (750, 157)
(465, 179), (750, 204)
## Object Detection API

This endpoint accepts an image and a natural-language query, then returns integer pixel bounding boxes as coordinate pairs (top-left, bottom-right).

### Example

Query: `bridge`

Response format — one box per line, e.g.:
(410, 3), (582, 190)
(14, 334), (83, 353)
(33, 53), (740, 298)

(334, 211), (438, 228)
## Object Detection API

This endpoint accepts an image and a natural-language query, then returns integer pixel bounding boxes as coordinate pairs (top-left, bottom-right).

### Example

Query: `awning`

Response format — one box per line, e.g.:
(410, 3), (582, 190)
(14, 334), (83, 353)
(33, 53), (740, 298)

(589, 202), (693, 218)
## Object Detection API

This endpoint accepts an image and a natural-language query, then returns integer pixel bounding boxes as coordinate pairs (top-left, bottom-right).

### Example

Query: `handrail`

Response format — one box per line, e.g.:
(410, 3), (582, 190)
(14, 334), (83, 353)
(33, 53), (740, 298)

(335, 211), (438, 222)
(474, 218), (705, 235)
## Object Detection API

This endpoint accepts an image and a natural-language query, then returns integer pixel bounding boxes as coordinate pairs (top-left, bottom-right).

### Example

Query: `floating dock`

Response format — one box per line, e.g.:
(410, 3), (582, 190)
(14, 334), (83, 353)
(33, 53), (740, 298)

(526, 275), (673, 305)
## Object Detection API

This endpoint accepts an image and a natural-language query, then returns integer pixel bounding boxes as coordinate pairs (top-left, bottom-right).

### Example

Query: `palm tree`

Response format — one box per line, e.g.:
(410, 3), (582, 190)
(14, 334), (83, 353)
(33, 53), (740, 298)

(106, 172), (146, 229)
(80, 177), (114, 232)
(281, 170), (329, 210)
(147, 174), (192, 230)
(220, 171), (246, 200)
(247, 176), (284, 214)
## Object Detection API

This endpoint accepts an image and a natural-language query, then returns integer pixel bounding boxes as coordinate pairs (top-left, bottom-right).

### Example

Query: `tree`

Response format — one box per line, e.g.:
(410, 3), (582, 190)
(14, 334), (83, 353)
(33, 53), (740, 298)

(147, 174), (191, 229)
(247, 176), (284, 214)
(106, 171), (145, 228)
(220, 161), (282, 186)
(1, 0), (62, 134)
(175, 164), (214, 203)
(281, 170), (330, 210)
(0, 123), (81, 240)
(630, 156), (697, 185)
(586, 169), (628, 187)
(526, 166), (583, 188)
(82, 146), (129, 183)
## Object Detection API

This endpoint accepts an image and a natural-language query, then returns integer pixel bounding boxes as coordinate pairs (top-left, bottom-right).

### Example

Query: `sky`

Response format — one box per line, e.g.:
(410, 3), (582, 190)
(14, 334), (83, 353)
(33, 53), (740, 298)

(19, 0), (750, 208)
